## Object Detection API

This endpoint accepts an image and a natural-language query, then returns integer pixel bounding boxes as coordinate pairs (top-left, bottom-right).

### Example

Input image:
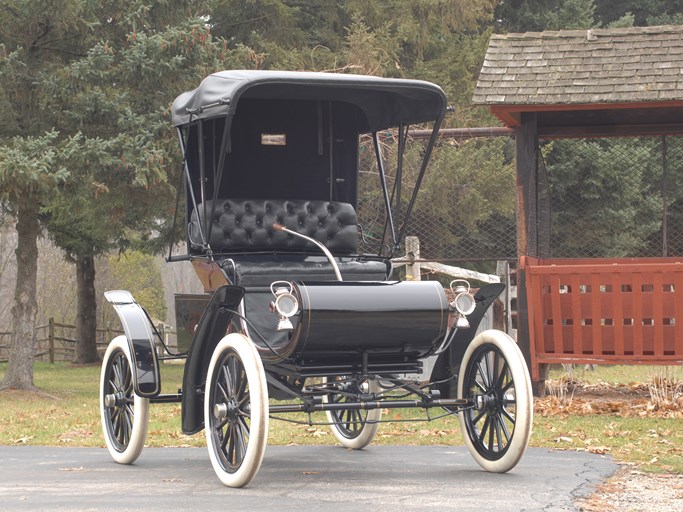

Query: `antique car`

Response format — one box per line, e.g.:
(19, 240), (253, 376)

(100, 70), (532, 488)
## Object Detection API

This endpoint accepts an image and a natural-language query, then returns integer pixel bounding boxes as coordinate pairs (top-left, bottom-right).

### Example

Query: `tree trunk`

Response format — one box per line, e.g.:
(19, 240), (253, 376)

(75, 253), (99, 363)
(1, 201), (40, 390)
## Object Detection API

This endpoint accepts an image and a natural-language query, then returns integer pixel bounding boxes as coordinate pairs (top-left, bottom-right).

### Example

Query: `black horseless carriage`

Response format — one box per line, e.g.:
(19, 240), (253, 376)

(100, 70), (533, 487)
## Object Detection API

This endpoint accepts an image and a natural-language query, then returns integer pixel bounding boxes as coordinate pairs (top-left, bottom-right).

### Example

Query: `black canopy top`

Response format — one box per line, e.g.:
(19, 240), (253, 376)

(171, 70), (447, 131)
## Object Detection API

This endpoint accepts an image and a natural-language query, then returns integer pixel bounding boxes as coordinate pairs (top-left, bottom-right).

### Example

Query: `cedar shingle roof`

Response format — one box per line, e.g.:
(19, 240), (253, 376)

(473, 25), (683, 106)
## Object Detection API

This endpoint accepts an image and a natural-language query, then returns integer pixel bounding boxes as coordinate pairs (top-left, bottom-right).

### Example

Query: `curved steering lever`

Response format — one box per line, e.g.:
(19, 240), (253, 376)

(272, 223), (343, 281)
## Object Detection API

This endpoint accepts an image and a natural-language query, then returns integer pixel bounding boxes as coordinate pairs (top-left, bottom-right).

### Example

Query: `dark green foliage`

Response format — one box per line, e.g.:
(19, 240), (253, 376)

(0, 0), (258, 373)
(543, 139), (663, 258)
(494, 0), (596, 32)
(593, 0), (683, 27)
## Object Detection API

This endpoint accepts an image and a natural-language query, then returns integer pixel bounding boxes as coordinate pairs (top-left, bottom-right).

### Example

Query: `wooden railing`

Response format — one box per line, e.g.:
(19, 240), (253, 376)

(0, 319), (173, 363)
(522, 256), (683, 381)
(0, 318), (175, 363)
(0, 320), (124, 363)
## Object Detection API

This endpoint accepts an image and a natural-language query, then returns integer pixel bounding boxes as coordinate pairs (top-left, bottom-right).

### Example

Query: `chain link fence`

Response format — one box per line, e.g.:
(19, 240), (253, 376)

(356, 133), (518, 263)
(537, 135), (683, 259)
(357, 132), (683, 263)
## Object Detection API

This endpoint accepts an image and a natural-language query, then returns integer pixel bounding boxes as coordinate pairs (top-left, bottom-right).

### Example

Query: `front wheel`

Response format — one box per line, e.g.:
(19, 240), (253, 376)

(205, 333), (269, 488)
(100, 335), (149, 464)
(458, 330), (532, 473)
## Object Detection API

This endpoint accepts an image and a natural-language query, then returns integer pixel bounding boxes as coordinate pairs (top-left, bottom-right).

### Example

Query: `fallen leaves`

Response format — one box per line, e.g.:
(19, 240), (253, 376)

(555, 436), (573, 444)
(535, 395), (683, 419)
(305, 428), (328, 438)
(58, 428), (93, 443)
(586, 445), (610, 455)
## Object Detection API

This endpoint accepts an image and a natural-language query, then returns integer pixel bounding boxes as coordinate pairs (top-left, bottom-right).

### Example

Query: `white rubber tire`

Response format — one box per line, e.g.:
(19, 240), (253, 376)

(324, 378), (381, 450)
(100, 335), (149, 464)
(205, 333), (269, 488)
(458, 329), (533, 473)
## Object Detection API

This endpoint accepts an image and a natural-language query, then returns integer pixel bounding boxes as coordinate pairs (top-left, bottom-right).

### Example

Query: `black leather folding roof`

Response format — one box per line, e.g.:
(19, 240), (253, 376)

(171, 70), (447, 132)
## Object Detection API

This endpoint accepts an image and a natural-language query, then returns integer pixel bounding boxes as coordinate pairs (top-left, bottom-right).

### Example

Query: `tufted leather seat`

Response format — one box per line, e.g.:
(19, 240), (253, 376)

(189, 199), (359, 254)
(189, 199), (390, 286)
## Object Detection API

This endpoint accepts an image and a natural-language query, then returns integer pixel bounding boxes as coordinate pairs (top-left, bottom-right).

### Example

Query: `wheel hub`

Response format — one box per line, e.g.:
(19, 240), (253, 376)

(104, 391), (127, 408)
(475, 393), (500, 412)
(214, 400), (239, 423)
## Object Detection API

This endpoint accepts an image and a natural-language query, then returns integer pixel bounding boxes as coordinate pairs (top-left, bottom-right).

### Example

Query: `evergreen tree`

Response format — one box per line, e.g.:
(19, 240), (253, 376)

(495, 0), (596, 32)
(0, 1), (255, 387)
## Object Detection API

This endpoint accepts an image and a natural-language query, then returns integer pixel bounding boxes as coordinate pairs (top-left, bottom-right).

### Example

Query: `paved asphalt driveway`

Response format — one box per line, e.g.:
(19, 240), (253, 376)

(0, 445), (616, 511)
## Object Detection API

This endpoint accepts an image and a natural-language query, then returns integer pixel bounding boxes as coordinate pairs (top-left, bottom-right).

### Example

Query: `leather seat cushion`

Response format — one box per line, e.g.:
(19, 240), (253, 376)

(221, 254), (390, 287)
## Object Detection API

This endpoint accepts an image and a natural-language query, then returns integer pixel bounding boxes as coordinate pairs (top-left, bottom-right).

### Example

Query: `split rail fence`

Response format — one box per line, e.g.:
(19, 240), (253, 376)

(0, 319), (174, 364)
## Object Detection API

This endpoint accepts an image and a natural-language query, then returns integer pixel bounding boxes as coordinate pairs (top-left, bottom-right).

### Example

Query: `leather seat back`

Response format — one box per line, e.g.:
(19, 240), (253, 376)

(189, 199), (359, 254)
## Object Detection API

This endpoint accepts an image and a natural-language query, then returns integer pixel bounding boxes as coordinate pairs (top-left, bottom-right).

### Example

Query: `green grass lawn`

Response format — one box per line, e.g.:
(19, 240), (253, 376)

(1, 362), (681, 473)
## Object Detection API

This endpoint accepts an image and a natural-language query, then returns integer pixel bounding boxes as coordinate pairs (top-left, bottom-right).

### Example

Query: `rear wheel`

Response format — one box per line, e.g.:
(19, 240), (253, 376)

(100, 336), (149, 464)
(458, 330), (532, 473)
(205, 333), (269, 488)
(324, 377), (381, 449)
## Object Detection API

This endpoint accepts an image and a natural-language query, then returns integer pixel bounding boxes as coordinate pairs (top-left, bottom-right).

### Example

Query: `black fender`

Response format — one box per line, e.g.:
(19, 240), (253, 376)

(431, 283), (506, 399)
(104, 290), (161, 398)
(181, 285), (245, 435)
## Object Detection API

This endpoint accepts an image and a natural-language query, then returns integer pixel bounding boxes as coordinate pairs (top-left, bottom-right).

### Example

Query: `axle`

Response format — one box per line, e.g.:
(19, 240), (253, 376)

(269, 397), (470, 415)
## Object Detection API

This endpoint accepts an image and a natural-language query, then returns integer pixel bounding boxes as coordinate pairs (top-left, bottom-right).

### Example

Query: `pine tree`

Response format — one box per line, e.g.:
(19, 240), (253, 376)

(0, 1), (256, 387)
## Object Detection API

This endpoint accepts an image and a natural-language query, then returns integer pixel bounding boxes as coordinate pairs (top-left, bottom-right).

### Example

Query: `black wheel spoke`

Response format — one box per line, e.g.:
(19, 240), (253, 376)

(501, 405), (516, 424)
(473, 379), (487, 394)
(484, 353), (494, 389)
(494, 415), (503, 451)
(501, 377), (515, 394)
(477, 414), (490, 445)
(494, 360), (509, 390)
(499, 414), (512, 444)
(487, 413), (495, 449)
(476, 361), (490, 389)
(226, 365), (234, 400)
(471, 408), (487, 426)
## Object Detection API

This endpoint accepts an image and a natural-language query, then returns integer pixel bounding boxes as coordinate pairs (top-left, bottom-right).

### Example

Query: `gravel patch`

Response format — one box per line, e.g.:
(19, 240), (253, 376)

(577, 466), (683, 512)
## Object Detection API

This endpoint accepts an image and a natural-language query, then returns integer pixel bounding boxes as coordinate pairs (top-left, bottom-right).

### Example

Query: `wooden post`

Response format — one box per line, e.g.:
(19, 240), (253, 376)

(516, 112), (538, 258)
(496, 260), (513, 336)
(516, 113), (545, 395)
(405, 236), (421, 281)
(48, 317), (55, 364)
(158, 323), (164, 356)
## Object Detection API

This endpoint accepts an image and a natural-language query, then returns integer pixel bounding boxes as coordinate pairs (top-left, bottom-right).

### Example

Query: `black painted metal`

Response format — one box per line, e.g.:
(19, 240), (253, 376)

(269, 397), (470, 414)
(266, 361), (424, 378)
(290, 280), (448, 363)
(103, 290), (160, 398)
(181, 285), (245, 435)
(150, 394), (183, 404)
(431, 283), (506, 400)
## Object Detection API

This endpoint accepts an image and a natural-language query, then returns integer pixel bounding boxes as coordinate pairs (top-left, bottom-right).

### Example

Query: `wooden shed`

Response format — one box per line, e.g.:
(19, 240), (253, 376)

(473, 25), (683, 392)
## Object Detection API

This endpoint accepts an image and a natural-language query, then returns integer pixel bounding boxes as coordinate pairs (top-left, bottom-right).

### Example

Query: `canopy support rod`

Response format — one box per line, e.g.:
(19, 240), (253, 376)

(198, 120), (209, 254)
(328, 102), (334, 201)
(373, 131), (398, 252)
(176, 125), (207, 249)
(166, 144), (185, 261)
(207, 115), (233, 246)
(396, 123), (407, 224)
(398, 116), (444, 243)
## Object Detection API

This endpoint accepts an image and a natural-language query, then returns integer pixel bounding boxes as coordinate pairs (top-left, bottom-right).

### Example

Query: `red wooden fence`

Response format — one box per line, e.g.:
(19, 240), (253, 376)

(521, 256), (683, 381)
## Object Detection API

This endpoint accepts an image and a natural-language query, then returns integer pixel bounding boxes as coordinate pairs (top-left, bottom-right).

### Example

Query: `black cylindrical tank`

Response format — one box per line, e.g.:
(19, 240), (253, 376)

(288, 280), (448, 360)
